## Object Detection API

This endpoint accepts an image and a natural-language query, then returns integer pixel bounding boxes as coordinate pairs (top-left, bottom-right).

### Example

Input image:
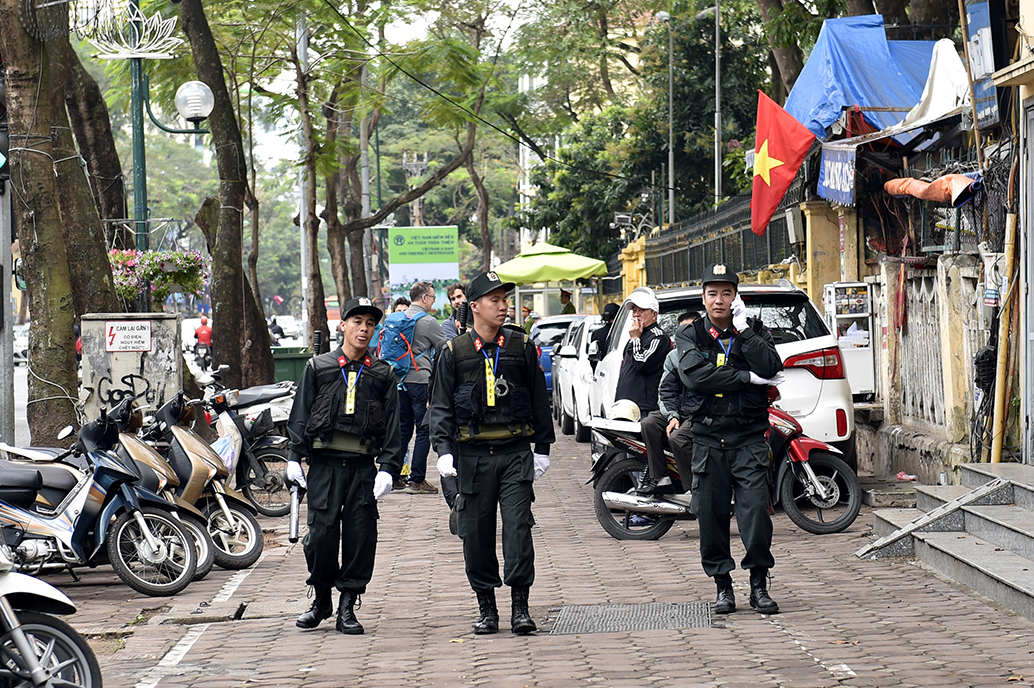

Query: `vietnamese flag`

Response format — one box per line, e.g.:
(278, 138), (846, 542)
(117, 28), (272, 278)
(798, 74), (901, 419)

(751, 91), (816, 236)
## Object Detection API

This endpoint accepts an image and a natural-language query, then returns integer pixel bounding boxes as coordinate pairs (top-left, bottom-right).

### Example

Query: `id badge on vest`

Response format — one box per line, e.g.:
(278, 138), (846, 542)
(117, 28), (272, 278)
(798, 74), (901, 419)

(485, 359), (496, 406)
(346, 371), (358, 414)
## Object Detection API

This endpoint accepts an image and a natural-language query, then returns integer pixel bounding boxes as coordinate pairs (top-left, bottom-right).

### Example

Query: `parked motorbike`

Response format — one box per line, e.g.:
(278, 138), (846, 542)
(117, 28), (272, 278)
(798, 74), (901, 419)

(0, 542), (102, 686)
(194, 342), (212, 371)
(196, 383), (291, 518)
(143, 393), (264, 570)
(589, 405), (861, 540)
(198, 365), (294, 438)
(104, 399), (216, 582)
(0, 416), (197, 596)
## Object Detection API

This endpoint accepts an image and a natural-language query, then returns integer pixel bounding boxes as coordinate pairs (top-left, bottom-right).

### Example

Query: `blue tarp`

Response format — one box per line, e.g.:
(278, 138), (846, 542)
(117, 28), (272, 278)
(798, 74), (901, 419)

(784, 15), (937, 140)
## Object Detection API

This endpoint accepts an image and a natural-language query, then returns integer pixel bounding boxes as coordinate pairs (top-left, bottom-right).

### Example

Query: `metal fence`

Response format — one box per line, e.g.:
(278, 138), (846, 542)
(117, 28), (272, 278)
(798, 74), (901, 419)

(644, 183), (800, 287)
(898, 269), (946, 427)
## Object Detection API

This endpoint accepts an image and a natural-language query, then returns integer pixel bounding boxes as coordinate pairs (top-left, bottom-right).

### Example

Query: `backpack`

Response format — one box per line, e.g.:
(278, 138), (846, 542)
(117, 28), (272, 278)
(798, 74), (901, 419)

(376, 310), (428, 379)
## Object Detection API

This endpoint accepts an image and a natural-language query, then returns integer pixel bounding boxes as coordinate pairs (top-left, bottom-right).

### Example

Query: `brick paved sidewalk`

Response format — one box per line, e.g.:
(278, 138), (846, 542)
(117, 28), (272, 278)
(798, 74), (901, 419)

(49, 432), (1034, 687)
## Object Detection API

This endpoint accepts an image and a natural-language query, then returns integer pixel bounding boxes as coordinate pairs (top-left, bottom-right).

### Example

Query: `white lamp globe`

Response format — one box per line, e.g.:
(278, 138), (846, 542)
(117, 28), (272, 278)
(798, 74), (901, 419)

(174, 81), (215, 123)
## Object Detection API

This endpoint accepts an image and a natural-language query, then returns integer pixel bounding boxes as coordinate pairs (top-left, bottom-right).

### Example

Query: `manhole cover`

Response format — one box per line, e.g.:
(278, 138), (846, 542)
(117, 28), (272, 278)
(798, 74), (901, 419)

(549, 602), (712, 635)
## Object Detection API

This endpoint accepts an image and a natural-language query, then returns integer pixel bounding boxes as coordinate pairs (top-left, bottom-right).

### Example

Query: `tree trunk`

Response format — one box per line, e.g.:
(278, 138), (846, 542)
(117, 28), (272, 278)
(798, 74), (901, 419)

(908, 0), (959, 38)
(846, 0), (876, 15)
(48, 38), (122, 318)
(65, 46), (128, 248)
(292, 43), (329, 347)
(180, 0), (274, 388)
(0, 2), (78, 443)
(245, 187), (264, 323)
(755, 0), (805, 94)
(874, 0), (909, 25)
(466, 153), (492, 272)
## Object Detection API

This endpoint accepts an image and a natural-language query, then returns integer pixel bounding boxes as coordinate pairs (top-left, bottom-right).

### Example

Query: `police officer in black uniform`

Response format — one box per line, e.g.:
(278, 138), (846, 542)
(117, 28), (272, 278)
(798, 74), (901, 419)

(428, 271), (555, 635)
(285, 297), (401, 635)
(676, 264), (785, 615)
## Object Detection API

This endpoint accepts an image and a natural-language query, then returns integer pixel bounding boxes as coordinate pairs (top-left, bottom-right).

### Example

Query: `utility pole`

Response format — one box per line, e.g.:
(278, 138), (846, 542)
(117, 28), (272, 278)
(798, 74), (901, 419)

(0, 182), (13, 442)
(360, 63), (376, 300)
(296, 14), (309, 345)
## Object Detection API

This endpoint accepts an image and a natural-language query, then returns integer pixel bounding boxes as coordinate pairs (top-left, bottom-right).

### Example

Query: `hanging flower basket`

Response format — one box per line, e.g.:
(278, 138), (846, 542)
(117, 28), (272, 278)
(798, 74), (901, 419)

(109, 249), (210, 309)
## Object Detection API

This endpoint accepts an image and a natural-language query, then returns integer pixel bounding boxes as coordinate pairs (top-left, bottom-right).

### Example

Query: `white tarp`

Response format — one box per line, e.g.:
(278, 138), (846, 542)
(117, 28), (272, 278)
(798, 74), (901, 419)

(900, 38), (971, 129)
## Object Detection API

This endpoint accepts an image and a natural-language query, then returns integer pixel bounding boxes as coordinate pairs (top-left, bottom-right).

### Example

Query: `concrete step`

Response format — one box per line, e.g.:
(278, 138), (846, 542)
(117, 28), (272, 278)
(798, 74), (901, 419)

(860, 476), (916, 508)
(915, 483), (1014, 513)
(873, 508), (924, 541)
(913, 530), (1034, 624)
(961, 464), (1034, 509)
(963, 504), (1034, 562)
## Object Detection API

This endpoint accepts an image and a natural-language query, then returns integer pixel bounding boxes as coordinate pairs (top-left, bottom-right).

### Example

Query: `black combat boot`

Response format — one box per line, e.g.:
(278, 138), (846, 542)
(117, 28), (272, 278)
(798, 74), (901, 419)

(296, 587), (333, 629)
(336, 591), (365, 634)
(473, 589), (499, 635)
(714, 573), (736, 614)
(749, 569), (779, 614)
(510, 586), (537, 635)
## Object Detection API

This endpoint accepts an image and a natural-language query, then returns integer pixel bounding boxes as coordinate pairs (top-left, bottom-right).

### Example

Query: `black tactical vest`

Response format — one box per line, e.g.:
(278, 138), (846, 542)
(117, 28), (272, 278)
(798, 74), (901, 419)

(304, 350), (392, 451)
(450, 330), (535, 442)
(688, 318), (771, 423)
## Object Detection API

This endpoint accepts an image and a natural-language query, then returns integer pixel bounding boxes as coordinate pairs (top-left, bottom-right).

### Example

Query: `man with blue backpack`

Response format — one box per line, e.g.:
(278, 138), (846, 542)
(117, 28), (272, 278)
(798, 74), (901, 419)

(378, 280), (446, 494)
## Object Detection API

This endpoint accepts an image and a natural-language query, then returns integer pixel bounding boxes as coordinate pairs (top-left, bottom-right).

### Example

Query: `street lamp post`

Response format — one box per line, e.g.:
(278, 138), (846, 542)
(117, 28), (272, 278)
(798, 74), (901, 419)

(656, 11), (675, 227)
(713, 0), (721, 207)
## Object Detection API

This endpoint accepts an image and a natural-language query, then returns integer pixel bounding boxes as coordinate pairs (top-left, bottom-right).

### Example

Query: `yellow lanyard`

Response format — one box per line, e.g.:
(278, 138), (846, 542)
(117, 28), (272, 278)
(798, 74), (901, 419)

(475, 334), (505, 407)
(338, 355), (368, 415)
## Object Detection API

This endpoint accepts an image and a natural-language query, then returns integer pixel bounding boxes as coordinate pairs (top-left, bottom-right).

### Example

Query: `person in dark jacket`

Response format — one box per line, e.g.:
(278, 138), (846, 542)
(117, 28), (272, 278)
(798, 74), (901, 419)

(285, 297), (402, 635)
(428, 271), (555, 636)
(638, 311), (700, 494)
(614, 287), (671, 415)
(677, 264), (784, 616)
(589, 303), (619, 367)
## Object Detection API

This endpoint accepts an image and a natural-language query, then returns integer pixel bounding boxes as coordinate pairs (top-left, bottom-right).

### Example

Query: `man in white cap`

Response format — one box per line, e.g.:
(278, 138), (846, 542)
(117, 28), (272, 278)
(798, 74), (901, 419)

(614, 286), (672, 418)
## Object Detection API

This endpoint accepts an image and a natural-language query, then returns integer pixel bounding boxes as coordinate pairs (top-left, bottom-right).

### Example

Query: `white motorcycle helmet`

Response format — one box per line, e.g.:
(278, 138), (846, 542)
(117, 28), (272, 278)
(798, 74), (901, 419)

(607, 399), (642, 422)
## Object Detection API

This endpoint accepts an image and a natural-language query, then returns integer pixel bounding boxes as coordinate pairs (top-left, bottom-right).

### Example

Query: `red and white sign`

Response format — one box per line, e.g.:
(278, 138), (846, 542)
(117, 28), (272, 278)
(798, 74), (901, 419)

(105, 321), (152, 352)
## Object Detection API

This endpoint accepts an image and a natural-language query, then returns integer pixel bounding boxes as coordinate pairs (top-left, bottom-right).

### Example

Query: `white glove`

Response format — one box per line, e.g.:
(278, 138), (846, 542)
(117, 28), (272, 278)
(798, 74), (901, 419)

(285, 461), (306, 490)
(436, 453), (457, 477)
(749, 371), (786, 386)
(373, 471), (393, 501)
(731, 296), (749, 332)
(533, 453), (550, 481)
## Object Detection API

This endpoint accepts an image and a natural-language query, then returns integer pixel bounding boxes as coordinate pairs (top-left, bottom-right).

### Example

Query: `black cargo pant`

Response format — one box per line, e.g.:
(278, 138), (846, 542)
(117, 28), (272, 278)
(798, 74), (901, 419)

(641, 411), (694, 488)
(303, 455), (378, 594)
(690, 440), (774, 577)
(455, 447), (534, 592)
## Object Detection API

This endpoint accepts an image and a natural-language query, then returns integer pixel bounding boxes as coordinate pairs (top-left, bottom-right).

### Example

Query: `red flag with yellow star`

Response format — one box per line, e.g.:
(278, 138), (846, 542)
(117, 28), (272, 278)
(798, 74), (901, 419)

(751, 91), (815, 236)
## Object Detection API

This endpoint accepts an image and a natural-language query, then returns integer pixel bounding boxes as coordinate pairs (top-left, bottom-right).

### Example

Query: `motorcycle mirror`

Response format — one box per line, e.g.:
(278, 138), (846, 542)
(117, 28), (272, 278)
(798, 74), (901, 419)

(217, 364), (230, 375)
(57, 425), (74, 440)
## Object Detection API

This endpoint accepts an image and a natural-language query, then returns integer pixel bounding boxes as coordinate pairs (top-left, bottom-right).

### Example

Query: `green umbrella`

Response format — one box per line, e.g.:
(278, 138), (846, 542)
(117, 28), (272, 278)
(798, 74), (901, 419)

(493, 243), (607, 284)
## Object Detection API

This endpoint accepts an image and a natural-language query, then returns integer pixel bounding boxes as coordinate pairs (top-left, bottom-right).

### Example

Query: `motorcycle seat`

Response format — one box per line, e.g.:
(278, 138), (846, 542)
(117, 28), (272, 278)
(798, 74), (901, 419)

(235, 383), (292, 408)
(0, 459), (77, 492)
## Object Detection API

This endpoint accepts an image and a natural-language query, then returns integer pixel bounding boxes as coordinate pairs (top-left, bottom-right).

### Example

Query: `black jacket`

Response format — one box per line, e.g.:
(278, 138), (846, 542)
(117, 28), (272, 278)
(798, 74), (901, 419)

(614, 322), (671, 414)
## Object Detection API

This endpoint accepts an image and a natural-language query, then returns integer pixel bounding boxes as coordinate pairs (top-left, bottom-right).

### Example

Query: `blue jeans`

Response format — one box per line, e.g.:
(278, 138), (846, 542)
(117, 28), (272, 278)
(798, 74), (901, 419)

(398, 383), (430, 484)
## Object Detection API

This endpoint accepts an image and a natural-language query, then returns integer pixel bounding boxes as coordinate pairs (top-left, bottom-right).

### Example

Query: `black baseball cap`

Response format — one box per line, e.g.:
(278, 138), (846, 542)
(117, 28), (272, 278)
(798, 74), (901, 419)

(466, 271), (515, 302)
(702, 263), (739, 288)
(601, 303), (619, 321)
(341, 297), (383, 322)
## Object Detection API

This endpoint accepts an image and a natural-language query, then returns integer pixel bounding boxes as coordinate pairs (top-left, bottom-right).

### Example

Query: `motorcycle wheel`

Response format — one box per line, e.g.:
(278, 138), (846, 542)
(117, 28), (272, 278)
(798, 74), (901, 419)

(204, 502), (263, 570)
(780, 451), (862, 535)
(180, 514), (216, 581)
(0, 611), (102, 688)
(107, 507), (197, 597)
(239, 448), (290, 517)
(593, 457), (675, 541)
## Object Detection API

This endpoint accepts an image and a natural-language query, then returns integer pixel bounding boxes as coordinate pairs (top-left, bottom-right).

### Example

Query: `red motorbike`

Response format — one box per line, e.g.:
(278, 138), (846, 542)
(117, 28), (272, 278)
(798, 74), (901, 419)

(588, 405), (861, 540)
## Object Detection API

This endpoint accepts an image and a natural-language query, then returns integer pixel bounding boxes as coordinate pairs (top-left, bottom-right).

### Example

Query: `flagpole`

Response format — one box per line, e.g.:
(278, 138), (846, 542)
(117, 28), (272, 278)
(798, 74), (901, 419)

(667, 16), (675, 225)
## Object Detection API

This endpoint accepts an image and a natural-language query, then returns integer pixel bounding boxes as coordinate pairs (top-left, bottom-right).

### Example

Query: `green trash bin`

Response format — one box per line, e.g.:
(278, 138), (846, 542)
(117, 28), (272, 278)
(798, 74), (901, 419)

(272, 346), (311, 383)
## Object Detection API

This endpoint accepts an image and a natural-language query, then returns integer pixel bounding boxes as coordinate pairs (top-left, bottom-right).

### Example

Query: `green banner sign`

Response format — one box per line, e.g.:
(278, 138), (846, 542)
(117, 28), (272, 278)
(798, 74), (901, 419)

(388, 226), (458, 265)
